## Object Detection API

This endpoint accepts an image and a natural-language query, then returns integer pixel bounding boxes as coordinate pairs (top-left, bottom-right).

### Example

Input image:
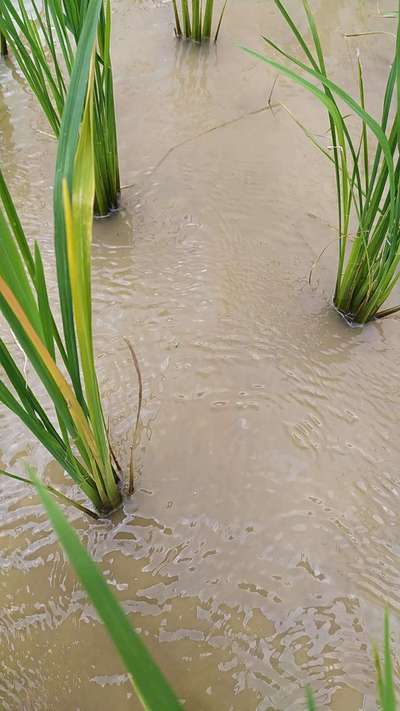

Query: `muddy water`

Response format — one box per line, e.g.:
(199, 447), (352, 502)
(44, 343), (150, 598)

(1, 1), (399, 709)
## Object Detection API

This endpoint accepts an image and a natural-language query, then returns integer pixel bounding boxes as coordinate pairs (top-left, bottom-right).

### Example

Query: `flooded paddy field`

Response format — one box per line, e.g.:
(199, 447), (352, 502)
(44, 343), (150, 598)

(1, 1), (399, 708)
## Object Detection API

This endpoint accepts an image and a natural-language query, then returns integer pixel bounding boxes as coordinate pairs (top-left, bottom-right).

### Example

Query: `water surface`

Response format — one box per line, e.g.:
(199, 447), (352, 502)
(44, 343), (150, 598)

(1, 1), (399, 708)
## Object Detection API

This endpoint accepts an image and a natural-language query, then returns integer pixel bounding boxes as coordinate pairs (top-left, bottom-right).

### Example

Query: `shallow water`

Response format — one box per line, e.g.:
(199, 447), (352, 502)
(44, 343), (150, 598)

(1, 1), (400, 709)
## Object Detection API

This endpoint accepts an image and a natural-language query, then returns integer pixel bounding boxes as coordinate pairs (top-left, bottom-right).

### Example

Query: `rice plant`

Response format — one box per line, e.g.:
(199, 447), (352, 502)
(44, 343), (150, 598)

(305, 686), (317, 711)
(0, 0), (123, 517)
(306, 609), (397, 710)
(243, 0), (400, 324)
(0, 0), (120, 217)
(172, 0), (228, 42)
(31, 468), (183, 710)
(306, 610), (397, 711)
(374, 610), (397, 711)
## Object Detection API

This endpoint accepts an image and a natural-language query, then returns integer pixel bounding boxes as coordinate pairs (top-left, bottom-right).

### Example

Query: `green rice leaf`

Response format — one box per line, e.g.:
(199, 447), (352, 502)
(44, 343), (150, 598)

(62, 50), (119, 508)
(305, 686), (317, 711)
(32, 468), (183, 711)
(383, 609), (396, 710)
(0, 467), (98, 518)
(53, 0), (103, 408)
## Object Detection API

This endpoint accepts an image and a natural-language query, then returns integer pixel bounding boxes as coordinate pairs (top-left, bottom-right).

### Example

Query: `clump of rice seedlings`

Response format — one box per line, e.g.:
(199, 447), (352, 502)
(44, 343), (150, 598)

(172, 0), (228, 42)
(0, 0), (124, 517)
(31, 469), (183, 709)
(306, 609), (396, 710)
(0, 0), (119, 217)
(243, 0), (400, 324)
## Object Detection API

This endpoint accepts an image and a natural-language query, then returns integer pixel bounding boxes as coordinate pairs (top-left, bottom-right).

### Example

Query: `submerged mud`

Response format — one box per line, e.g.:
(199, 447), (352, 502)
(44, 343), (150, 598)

(0, 1), (399, 709)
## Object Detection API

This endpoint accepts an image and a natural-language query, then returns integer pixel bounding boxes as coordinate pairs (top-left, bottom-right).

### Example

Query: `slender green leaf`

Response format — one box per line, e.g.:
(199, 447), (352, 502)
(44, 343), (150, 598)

(305, 686), (317, 711)
(32, 468), (183, 711)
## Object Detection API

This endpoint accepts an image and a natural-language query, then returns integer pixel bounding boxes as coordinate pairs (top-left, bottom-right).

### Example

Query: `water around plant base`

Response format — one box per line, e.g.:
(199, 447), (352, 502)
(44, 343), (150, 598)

(0, 0), (399, 708)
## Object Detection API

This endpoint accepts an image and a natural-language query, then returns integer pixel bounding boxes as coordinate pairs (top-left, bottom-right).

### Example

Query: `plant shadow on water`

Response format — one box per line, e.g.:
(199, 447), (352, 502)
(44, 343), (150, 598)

(172, 40), (216, 102)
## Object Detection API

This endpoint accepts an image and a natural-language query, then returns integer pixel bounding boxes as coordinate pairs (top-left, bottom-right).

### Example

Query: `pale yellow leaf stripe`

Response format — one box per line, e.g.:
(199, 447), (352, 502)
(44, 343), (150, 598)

(0, 275), (104, 480)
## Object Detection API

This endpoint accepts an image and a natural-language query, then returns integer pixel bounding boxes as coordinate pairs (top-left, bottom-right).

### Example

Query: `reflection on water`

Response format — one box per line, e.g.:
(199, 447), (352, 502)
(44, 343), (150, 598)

(0, 0), (399, 709)
(172, 41), (215, 102)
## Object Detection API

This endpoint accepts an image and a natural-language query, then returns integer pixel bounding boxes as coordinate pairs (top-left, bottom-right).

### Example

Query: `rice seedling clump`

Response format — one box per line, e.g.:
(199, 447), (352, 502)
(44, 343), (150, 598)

(172, 0), (228, 43)
(0, 0), (120, 217)
(244, 0), (400, 324)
